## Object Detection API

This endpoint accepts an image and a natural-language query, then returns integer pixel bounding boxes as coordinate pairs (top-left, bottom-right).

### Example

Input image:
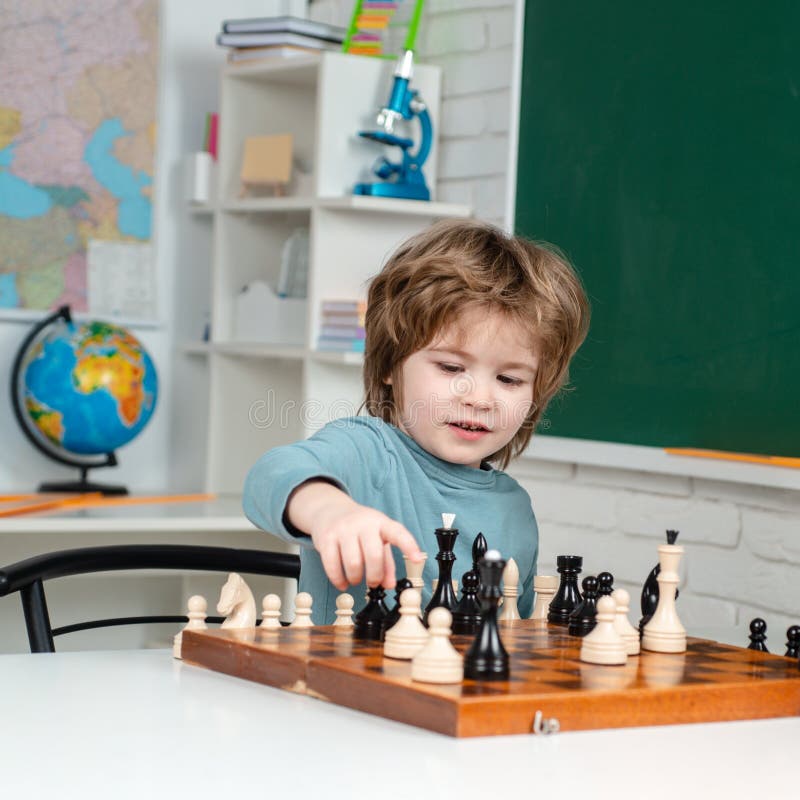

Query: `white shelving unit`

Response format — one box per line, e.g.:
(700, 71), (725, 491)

(183, 52), (471, 495)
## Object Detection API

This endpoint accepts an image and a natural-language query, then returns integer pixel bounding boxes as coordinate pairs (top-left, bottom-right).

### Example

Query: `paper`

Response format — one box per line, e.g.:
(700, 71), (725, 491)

(87, 239), (157, 321)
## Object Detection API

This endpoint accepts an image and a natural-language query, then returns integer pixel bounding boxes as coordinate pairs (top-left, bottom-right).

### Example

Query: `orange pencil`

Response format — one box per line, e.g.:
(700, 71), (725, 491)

(665, 448), (800, 469)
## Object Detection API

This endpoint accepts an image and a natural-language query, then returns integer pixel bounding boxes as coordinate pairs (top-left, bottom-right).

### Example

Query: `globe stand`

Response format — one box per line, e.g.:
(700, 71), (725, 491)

(39, 464), (129, 497)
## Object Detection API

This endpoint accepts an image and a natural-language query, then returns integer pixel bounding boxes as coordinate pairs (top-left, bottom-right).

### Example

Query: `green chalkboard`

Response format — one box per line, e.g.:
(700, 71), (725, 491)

(515, 2), (800, 456)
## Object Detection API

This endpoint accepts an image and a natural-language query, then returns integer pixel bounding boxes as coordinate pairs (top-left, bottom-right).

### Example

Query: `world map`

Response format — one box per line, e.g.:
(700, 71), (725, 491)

(0, 0), (158, 311)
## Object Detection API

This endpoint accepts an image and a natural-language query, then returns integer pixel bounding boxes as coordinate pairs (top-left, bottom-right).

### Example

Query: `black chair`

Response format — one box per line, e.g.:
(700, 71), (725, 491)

(0, 544), (301, 653)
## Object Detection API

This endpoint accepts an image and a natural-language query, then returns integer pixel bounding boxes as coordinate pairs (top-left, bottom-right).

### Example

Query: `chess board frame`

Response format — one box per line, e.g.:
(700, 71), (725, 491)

(181, 620), (800, 737)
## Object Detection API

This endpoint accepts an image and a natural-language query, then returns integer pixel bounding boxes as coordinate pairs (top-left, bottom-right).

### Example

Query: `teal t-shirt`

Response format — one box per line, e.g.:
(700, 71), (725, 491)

(242, 416), (538, 624)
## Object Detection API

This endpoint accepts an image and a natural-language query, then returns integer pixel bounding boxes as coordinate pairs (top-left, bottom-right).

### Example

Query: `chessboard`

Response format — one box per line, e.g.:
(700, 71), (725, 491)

(181, 619), (800, 737)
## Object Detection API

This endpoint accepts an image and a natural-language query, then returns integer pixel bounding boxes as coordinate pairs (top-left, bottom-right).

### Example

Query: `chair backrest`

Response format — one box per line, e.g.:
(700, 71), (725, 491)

(0, 544), (300, 653)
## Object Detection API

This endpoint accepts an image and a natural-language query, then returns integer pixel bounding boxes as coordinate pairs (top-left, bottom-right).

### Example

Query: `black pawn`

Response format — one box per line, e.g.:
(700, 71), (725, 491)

(785, 625), (800, 659)
(464, 553), (509, 680)
(353, 586), (389, 641)
(380, 578), (413, 641)
(597, 572), (614, 597)
(547, 555), (583, 626)
(424, 524), (459, 625)
(568, 575), (599, 637)
(747, 617), (769, 652)
(639, 529), (681, 635)
(451, 569), (482, 636)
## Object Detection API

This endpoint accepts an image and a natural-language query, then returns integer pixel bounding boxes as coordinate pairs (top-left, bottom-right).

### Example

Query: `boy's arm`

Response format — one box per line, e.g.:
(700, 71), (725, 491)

(286, 478), (421, 590)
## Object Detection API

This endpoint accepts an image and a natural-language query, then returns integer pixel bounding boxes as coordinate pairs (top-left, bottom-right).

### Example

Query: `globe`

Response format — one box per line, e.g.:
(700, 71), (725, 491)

(11, 305), (158, 494)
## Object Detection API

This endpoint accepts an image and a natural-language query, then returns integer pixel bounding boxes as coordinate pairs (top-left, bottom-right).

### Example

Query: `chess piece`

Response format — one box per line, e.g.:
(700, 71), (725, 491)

(568, 575), (599, 637)
(639, 529), (680, 634)
(611, 588), (640, 655)
(354, 585), (389, 640)
(381, 579), (412, 639)
(403, 552), (427, 591)
(785, 625), (800, 659)
(218, 572), (256, 629)
(597, 571), (615, 597)
(747, 617), (769, 652)
(498, 557), (521, 622)
(291, 592), (313, 627)
(641, 542), (686, 653)
(580, 595), (628, 665)
(411, 607), (464, 684)
(424, 514), (459, 625)
(472, 532), (488, 591)
(259, 593), (282, 629)
(334, 593), (355, 627)
(530, 575), (558, 620)
(451, 569), (482, 635)
(464, 550), (509, 680)
(173, 595), (207, 659)
(548, 555), (583, 626)
(384, 588), (429, 659)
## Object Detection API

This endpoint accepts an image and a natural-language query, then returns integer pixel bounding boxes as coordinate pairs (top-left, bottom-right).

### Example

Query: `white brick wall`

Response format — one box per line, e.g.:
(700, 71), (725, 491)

(309, 0), (800, 650)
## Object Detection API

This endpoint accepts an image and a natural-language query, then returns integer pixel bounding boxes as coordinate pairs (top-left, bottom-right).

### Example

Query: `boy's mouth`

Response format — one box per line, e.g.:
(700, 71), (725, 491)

(448, 420), (491, 439)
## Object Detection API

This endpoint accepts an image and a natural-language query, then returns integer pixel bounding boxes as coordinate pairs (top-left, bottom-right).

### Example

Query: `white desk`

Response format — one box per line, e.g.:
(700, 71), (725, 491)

(0, 496), (295, 653)
(1, 648), (796, 799)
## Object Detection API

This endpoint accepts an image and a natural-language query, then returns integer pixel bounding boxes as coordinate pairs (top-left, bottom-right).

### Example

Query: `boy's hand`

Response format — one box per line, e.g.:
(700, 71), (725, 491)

(286, 479), (424, 591)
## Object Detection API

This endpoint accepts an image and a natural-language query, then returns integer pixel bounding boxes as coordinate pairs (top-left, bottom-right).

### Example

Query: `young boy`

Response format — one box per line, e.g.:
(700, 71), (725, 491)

(243, 219), (589, 624)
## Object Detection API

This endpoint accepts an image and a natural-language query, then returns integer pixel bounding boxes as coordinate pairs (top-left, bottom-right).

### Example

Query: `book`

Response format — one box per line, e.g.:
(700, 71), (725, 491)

(222, 15), (346, 41)
(316, 337), (366, 353)
(227, 45), (327, 63)
(217, 31), (343, 50)
(320, 325), (366, 339)
(321, 300), (367, 313)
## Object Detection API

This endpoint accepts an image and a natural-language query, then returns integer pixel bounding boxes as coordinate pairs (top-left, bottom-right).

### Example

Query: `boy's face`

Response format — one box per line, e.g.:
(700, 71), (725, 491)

(387, 307), (538, 468)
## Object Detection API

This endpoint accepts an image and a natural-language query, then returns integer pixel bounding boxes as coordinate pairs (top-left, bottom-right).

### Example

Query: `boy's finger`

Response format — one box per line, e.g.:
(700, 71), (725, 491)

(318, 538), (347, 591)
(360, 530), (385, 588)
(382, 542), (397, 589)
(339, 536), (364, 586)
(380, 520), (423, 561)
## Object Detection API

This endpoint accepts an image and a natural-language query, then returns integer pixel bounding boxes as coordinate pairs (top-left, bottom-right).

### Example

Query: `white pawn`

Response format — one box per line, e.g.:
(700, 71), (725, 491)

(411, 607), (463, 684)
(173, 595), (207, 659)
(260, 593), (282, 629)
(611, 588), (640, 655)
(384, 588), (429, 660)
(530, 575), (558, 620)
(334, 593), (355, 627)
(580, 595), (628, 665)
(498, 557), (521, 622)
(403, 552), (427, 591)
(291, 591), (314, 627)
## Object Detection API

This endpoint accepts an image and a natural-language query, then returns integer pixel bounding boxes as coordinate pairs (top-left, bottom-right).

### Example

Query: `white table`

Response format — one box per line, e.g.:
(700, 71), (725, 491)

(2, 648), (796, 799)
(0, 496), (295, 653)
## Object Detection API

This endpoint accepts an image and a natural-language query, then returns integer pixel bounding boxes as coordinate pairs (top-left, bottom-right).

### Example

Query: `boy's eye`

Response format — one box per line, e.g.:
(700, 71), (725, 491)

(498, 375), (524, 386)
(437, 362), (462, 374)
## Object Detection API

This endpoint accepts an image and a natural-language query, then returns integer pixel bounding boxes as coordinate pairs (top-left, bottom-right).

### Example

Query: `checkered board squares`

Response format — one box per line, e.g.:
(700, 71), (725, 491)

(182, 620), (800, 737)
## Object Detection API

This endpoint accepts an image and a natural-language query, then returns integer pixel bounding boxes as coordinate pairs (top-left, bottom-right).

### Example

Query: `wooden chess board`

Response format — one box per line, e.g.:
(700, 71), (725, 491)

(181, 620), (800, 737)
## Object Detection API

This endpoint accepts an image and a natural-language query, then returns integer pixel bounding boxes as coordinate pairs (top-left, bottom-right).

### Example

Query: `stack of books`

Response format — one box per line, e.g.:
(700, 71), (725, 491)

(217, 16), (347, 63)
(316, 300), (367, 353)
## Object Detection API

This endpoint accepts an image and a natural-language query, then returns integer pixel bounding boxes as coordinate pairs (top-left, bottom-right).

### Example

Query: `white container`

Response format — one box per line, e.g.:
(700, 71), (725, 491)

(233, 280), (307, 345)
(184, 152), (216, 205)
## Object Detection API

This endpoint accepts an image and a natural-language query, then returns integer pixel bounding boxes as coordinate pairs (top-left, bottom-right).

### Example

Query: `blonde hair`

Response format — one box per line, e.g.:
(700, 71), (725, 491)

(361, 219), (590, 469)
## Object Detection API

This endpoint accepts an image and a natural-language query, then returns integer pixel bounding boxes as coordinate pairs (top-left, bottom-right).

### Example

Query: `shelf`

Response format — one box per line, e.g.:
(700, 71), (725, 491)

(180, 342), (306, 361)
(308, 350), (364, 366)
(221, 197), (315, 213)
(223, 56), (321, 87)
(317, 195), (472, 218)
(188, 203), (215, 215)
